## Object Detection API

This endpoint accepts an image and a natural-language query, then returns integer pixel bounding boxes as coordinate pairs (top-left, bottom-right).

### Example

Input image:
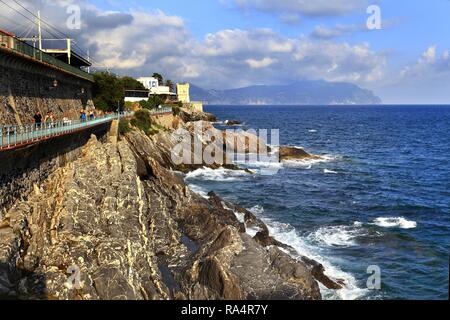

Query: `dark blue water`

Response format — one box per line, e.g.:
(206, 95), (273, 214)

(187, 105), (449, 300)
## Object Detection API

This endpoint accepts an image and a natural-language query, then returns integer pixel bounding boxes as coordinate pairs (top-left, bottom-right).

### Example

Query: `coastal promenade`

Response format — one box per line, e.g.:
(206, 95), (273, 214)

(0, 107), (172, 151)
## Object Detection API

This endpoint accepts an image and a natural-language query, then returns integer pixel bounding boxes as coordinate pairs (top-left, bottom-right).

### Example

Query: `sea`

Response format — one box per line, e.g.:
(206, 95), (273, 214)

(185, 105), (449, 300)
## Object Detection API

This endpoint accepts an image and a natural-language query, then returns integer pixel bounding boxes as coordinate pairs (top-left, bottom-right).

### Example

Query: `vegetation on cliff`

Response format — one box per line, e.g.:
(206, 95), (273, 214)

(92, 72), (146, 111)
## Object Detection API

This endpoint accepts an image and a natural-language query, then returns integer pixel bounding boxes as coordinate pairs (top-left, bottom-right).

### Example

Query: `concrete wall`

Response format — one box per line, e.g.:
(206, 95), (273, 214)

(190, 101), (204, 113)
(0, 49), (94, 126)
(0, 122), (110, 214)
(151, 113), (179, 130)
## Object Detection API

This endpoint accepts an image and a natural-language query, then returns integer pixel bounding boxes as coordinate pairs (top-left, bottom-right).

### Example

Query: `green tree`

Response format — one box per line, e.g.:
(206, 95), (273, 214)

(152, 73), (163, 85)
(93, 72), (124, 112)
(121, 76), (146, 90)
(93, 73), (149, 111)
(165, 79), (174, 92)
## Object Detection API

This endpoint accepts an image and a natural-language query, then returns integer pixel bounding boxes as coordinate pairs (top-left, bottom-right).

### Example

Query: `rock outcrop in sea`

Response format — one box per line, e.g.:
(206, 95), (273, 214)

(0, 111), (340, 300)
(279, 146), (322, 162)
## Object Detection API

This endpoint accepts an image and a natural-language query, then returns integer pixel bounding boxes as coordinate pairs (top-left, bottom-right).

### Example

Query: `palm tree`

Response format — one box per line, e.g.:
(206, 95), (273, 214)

(152, 73), (163, 85)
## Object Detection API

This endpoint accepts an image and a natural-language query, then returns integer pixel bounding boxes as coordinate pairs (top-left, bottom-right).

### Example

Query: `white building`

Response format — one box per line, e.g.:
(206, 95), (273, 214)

(137, 77), (176, 96)
(137, 77), (159, 90)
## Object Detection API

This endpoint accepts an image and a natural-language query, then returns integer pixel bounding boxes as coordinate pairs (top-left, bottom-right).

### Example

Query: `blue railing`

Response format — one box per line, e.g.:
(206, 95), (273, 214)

(0, 112), (133, 150)
(0, 108), (173, 150)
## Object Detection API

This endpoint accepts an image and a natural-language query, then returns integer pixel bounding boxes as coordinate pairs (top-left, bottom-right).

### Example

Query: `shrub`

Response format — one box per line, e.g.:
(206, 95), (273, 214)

(118, 119), (132, 135)
(130, 110), (154, 136)
(172, 105), (181, 116)
(124, 101), (133, 111)
(139, 95), (165, 110)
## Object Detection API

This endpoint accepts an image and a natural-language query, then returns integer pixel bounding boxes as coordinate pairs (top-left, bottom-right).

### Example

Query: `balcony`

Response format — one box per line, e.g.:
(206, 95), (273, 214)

(0, 29), (94, 82)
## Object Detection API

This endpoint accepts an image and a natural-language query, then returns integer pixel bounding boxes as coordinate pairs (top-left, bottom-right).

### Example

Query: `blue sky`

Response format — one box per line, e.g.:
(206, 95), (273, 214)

(2, 0), (450, 103)
(93, 0), (449, 57)
(87, 0), (450, 103)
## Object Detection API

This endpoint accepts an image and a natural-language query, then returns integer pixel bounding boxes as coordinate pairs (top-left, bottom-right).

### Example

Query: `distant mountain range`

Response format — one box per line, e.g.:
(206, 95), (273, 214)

(190, 80), (382, 105)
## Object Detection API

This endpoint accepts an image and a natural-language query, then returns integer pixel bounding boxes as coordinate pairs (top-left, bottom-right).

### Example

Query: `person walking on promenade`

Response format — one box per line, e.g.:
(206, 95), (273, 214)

(44, 111), (55, 128)
(89, 110), (95, 120)
(33, 111), (42, 128)
(80, 109), (87, 122)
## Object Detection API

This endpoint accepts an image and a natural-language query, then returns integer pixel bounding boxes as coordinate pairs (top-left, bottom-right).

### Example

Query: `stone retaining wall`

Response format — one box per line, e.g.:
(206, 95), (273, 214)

(0, 49), (94, 126)
(0, 122), (110, 214)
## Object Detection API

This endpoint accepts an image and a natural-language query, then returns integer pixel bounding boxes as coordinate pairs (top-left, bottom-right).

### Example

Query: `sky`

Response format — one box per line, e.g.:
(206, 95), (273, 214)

(1, 0), (450, 103)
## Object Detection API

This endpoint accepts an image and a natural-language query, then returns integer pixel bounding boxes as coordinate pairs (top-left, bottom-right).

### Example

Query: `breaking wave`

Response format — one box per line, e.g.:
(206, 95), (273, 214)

(307, 225), (367, 247)
(372, 217), (417, 229)
(248, 206), (369, 300)
(187, 184), (209, 199)
(283, 154), (339, 168)
(185, 167), (252, 182)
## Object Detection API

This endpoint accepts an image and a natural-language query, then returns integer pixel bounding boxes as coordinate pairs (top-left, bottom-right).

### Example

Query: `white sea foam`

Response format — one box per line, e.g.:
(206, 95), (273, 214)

(185, 167), (251, 182)
(309, 129), (318, 133)
(234, 156), (283, 175)
(222, 202), (246, 223)
(308, 225), (366, 247)
(187, 184), (209, 199)
(246, 226), (261, 237)
(283, 154), (337, 168)
(373, 217), (417, 229)
(265, 219), (368, 300)
(353, 221), (363, 227)
(247, 206), (369, 300)
(248, 205), (265, 215)
(324, 169), (338, 174)
(186, 165), (367, 299)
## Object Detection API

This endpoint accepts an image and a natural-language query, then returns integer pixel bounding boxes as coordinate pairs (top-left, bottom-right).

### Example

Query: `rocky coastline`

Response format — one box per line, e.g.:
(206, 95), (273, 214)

(0, 109), (341, 300)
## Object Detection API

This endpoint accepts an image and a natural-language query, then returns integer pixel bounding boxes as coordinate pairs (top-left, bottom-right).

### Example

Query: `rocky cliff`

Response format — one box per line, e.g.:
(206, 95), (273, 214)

(0, 115), (338, 300)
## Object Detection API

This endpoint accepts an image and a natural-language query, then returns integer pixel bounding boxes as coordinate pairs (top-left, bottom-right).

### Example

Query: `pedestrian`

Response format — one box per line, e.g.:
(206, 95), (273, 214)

(33, 111), (42, 128)
(80, 109), (87, 122)
(89, 110), (95, 120)
(44, 111), (55, 128)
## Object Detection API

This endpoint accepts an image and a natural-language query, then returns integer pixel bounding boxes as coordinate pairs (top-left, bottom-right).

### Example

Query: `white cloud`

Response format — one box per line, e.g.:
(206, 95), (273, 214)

(419, 46), (436, 64)
(245, 57), (278, 68)
(377, 46), (450, 103)
(0, 0), (386, 90)
(401, 46), (450, 80)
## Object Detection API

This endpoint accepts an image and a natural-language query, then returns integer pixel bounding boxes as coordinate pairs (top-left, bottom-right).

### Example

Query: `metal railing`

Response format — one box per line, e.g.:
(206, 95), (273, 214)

(0, 108), (172, 150)
(0, 113), (131, 150)
(0, 32), (94, 82)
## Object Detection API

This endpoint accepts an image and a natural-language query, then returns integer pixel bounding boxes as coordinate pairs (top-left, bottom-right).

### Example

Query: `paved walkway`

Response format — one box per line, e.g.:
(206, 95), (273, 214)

(0, 107), (172, 151)
(0, 113), (121, 151)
